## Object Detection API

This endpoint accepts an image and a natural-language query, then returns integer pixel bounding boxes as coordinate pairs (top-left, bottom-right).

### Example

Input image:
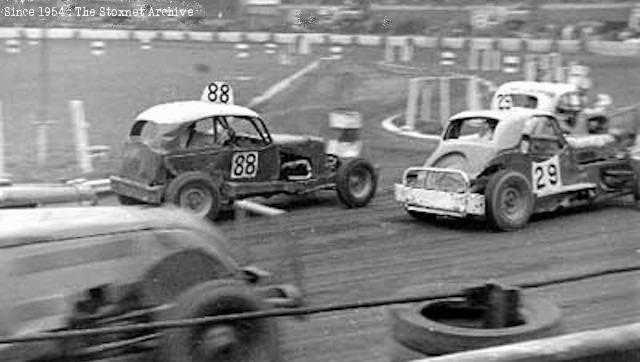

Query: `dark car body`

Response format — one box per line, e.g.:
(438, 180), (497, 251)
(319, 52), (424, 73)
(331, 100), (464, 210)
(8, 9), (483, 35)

(111, 101), (377, 218)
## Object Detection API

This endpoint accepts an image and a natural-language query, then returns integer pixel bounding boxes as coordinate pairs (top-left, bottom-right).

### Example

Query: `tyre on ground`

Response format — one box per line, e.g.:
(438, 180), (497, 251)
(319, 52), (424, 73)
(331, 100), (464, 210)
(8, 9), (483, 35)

(387, 285), (562, 358)
(484, 170), (534, 231)
(158, 279), (280, 362)
(165, 171), (221, 220)
(335, 158), (377, 208)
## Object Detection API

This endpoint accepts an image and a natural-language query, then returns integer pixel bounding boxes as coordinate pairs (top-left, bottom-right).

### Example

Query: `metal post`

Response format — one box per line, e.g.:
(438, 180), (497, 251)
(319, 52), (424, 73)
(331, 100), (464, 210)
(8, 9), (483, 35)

(404, 78), (420, 131)
(36, 24), (51, 168)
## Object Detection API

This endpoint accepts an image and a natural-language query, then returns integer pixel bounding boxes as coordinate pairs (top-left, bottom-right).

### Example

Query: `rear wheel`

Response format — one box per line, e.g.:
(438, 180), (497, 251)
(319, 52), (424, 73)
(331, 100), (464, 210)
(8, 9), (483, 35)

(336, 158), (377, 208)
(158, 279), (280, 362)
(165, 172), (221, 220)
(485, 170), (534, 231)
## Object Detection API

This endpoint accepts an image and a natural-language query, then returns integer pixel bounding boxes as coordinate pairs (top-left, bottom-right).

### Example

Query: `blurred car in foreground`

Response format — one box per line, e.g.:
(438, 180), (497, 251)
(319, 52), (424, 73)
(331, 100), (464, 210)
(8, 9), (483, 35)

(0, 206), (300, 362)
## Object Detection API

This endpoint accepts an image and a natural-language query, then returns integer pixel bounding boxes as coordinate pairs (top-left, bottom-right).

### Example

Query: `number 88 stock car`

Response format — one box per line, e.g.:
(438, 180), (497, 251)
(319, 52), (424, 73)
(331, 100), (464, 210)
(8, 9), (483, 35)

(110, 84), (378, 219)
(394, 108), (640, 231)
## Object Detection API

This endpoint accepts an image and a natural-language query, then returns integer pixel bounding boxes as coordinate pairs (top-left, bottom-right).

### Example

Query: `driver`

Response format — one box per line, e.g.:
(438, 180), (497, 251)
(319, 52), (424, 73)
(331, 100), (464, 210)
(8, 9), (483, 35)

(468, 119), (494, 142)
(215, 119), (236, 146)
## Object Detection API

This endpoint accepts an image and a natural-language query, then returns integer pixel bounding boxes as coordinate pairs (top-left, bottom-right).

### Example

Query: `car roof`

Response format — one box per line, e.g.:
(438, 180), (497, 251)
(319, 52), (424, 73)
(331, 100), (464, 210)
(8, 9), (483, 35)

(450, 108), (554, 122)
(0, 206), (222, 248)
(496, 81), (579, 97)
(136, 101), (260, 125)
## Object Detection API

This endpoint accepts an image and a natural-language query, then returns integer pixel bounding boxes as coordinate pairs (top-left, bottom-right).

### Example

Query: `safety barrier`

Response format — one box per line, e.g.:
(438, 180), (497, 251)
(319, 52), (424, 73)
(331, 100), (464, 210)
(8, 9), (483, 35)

(414, 322), (640, 362)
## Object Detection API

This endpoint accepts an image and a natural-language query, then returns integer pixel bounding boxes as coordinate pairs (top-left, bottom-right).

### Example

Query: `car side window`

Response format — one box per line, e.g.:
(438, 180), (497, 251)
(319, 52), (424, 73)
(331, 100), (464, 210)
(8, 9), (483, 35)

(523, 116), (563, 159)
(184, 119), (216, 149)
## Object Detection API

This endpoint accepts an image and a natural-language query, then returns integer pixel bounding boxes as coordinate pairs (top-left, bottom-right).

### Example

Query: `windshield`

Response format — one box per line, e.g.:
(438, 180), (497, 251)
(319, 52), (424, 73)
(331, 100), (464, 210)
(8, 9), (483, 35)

(444, 117), (499, 143)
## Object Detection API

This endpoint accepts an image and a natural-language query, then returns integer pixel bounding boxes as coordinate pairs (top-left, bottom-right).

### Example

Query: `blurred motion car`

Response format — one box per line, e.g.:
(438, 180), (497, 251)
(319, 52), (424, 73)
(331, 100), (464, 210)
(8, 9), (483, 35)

(0, 206), (301, 362)
(395, 108), (640, 231)
(491, 81), (612, 135)
(110, 100), (378, 219)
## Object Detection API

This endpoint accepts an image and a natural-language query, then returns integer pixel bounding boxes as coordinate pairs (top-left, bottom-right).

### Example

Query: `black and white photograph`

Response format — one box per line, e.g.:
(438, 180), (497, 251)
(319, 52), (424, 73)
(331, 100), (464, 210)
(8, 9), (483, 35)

(0, 0), (639, 361)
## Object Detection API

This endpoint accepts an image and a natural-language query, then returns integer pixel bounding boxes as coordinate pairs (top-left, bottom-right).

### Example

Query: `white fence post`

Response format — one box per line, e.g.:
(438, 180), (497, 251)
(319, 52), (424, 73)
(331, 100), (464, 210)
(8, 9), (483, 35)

(439, 77), (450, 127)
(69, 100), (109, 174)
(0, 101), (5, 178)
(404, 78), (420, 131)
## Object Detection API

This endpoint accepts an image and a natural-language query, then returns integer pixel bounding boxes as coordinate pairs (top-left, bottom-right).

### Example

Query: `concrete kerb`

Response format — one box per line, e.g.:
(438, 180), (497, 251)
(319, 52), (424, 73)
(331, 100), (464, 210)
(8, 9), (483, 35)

(381, 113), (441, 141)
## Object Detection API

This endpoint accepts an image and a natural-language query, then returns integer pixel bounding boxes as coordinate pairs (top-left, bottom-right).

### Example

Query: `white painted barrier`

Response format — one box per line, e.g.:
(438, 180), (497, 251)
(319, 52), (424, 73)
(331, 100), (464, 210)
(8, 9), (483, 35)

(497, 38), (523, 52)
(356, 35), (382, 46)
(273, 33), (298, 44)
(45, 28), (77, 39)
(411, 36), (438, 48)
(526, 39), (553, 53)
(160, 31), (186, 41)
(244, 32), (270, 43)
(557, 39), (581, 53)
(23, 28), (44, 39)
(441, 37), (466, 49)
(470, 37), (494, 50)
(0, 183), (98, 207)
(329, 46), (343, 60)
(187, 31), (214, 42)
(218, 32), (244, 43)
(140, 39), (152, 50)
(77, 29), (131, 40)
(414, 322), (640, 362)
(0, 28), (21, 39)
(328, 34), (353, 45)
(132, 30), (158, 41)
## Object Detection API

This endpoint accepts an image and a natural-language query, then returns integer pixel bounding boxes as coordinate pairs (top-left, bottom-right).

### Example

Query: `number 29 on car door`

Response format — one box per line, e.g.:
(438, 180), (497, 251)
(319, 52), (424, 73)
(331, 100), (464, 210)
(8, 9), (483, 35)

(231, 151), (259, 179)
(531, 155), (562, 196)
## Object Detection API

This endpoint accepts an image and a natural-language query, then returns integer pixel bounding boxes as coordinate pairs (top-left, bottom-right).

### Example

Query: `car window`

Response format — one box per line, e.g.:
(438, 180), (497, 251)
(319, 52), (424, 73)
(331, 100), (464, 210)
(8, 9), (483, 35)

(224, 116), (268, 142)
(496, 94), (538, 109)
(184, 118), (216, 149)
(445, 117), (498, 143)
(525, 116), (559, 138)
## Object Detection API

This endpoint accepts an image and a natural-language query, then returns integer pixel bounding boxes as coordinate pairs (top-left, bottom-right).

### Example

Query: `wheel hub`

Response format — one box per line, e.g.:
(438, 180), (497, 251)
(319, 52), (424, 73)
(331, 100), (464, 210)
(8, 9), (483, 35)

(349, 168), (372, 199)
(200, 325), (238, 358)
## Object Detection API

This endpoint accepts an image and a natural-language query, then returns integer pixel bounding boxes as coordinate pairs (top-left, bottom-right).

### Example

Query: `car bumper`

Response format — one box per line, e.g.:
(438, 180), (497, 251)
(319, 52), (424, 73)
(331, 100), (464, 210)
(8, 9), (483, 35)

(110, 176), (164, 204)
(395, 183), (485, 217)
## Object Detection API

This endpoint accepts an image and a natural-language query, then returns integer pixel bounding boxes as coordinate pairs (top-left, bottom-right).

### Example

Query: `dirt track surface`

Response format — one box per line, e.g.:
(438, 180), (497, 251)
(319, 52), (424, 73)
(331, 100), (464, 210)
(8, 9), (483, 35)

(213, 139), (640, 362)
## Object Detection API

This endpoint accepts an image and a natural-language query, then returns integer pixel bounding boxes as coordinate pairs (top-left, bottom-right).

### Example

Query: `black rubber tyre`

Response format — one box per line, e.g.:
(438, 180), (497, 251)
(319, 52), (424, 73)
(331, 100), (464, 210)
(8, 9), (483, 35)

(388, 294), (562, 356)
(485, 170), (534, 231)
(165, 171), (221, 220)
(406, 209), (437, 222)
(139, 249), (233, 307)
(335, 158), (377, 208)
(117, 194), (143, 205)
(158, 279), (280, 362)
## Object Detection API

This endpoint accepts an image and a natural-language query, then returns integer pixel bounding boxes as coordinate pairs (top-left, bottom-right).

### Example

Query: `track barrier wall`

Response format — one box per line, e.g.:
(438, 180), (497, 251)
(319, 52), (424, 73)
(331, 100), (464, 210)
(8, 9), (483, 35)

(413, 322), (640, 362)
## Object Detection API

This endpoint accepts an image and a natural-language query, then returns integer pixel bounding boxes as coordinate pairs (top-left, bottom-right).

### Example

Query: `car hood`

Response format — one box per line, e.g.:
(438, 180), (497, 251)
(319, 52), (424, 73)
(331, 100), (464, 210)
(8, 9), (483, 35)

(425, 140), (498, 179)
(271, 133), (324, 145)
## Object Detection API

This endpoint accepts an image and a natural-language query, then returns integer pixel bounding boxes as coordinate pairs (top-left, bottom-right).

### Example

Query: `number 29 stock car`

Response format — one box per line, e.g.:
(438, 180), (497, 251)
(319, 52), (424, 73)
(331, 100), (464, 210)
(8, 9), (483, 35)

(110, 84), (378, 219)
(395, 108), (640, 231)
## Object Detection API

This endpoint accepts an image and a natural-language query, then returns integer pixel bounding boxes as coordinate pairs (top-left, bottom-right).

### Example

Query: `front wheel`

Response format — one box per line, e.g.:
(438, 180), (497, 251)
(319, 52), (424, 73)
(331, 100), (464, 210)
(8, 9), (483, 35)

(165, 171), (221, 220)
(335, 158), (377, 208)
(485, 170), (534, 231)
(158, 279), (280, 362)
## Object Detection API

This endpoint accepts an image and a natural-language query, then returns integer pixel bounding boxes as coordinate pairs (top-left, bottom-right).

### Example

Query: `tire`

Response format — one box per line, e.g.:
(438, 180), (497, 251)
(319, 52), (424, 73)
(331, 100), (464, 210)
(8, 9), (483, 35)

(485, 170), (534, 231)
(335, 158), (377, 208)
(139, 249), (233, 307)
(117, 194), (143, 205)
(158, 279), (280, 362)
(388, 294), (562, 357)
(165, 171), (221, 220)
(406, 209), (437, 222)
